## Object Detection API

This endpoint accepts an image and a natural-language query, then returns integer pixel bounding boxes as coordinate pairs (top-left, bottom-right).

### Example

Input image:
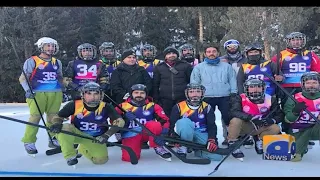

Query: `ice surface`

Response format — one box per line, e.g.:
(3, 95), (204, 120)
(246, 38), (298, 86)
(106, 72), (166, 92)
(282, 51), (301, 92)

(0, 103), (319, 177)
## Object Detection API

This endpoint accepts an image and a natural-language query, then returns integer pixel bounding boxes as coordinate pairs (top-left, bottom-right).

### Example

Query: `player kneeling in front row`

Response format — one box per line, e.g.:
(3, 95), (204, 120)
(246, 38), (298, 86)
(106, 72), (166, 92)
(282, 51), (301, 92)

(49, 82), (126, 166)
(228, 78), (283, 161)
(114, 84), (172, 162)
(284, 72), (320, 162)
(169, 83), (223, 161)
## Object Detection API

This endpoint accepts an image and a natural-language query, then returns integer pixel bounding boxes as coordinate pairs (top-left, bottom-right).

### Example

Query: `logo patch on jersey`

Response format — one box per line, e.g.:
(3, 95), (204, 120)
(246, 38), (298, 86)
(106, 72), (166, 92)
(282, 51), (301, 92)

(38, 64), (45, 70)
(95, 115), (103, 120)
(161, 111), (165, 115)
(243, 105), (250, 112)
(76, 113), (84, 119)
(143, 110), (151, 116)
(316, 103), (320, 110)
(303, 56), (309, 60)
(198, 114), (205, 119)
(260, 67), (267, 72)
(53, 65), (58, 70)
(284, 56), (291, 61)
(260, 107), (268, 113)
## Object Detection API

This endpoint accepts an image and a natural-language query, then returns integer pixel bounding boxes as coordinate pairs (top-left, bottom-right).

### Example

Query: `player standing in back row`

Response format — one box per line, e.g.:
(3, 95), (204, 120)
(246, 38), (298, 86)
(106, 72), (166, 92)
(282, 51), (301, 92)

(19, 37), (63, 155)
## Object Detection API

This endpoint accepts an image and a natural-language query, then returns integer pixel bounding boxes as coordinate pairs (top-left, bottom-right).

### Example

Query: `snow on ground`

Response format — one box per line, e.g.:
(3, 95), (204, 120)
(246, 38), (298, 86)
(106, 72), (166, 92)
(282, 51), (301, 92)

(0, 103), (319, 177)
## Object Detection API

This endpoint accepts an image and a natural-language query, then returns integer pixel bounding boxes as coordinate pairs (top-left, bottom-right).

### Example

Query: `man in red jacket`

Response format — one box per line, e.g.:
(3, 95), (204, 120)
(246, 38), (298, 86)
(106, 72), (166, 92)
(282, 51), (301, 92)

(114, 84), (172, 162)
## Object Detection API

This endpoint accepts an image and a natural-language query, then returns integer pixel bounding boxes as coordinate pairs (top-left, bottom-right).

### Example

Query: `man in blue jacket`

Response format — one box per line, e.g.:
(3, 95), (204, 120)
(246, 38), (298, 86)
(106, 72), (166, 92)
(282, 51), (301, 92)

(190, 44), (237, 145)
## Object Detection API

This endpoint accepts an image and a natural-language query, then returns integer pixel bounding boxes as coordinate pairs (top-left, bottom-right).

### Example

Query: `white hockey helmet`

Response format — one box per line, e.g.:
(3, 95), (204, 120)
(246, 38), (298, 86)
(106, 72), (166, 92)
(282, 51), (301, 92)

(35, 37), (59, 55)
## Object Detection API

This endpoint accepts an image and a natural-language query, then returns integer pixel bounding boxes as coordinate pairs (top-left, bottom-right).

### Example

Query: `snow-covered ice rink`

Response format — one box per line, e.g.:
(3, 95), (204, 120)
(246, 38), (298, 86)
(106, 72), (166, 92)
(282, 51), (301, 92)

(0, 103), (320, 177)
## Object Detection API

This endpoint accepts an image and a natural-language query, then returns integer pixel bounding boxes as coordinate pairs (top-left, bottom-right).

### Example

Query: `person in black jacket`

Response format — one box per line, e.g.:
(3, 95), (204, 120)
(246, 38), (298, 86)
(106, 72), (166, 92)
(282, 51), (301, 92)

(153, 46), (193, 117)
(228, 78), (283, 161)
(110, 49), (152, 104)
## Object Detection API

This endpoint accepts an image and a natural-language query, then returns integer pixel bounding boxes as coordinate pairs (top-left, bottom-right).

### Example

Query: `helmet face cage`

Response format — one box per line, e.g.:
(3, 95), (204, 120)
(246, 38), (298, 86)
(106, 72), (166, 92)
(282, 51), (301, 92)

(285, 32), (306, 49)
(77, 43), (97, 61)
(244, 78), (266, 102)
(142, 44), (157, 60)
(179, 44), (195, 60)
(244, 43), (263, 55)
(185, 84), (206, 106)
(301, 72), (320, 93)
(35, 37), (59, 56)
(80, 82), (103, 107)
(99, 42), (116, 59)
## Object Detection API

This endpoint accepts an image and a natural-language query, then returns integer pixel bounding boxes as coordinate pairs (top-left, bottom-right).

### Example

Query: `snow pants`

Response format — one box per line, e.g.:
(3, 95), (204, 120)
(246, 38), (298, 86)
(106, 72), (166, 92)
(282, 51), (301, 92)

(56, 124), (109, 164)
(121, 121), (163, 162)
(175, 118), (223, 161)
(21, 91), (62, 143)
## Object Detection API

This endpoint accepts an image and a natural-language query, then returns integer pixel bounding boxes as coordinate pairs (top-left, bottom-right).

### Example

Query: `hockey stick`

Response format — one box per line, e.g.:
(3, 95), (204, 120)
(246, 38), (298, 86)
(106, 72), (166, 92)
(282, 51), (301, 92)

(263, 72), (320, 124)
(0, 115), (138, 165)
(45, 144), (78, 156)
(97, 123), (234, 156)
(208, 92), (290, 175)
(4, 36), (55, 147)
(104, 94), (211, 165)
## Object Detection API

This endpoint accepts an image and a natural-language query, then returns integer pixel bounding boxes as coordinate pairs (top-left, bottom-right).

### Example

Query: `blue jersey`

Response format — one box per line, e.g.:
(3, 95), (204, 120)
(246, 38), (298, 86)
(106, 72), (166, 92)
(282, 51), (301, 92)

(71, 100), (108, 137)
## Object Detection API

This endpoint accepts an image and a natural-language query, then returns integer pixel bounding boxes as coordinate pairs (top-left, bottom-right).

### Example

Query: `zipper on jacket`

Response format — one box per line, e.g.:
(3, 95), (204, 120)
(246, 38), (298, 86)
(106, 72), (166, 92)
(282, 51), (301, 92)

(171, 69), (175, 100)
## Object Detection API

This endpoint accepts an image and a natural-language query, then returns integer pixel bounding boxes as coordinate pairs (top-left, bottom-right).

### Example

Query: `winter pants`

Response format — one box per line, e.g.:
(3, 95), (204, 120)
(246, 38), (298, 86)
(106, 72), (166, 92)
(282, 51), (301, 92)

(56, 124), (108, 164)
(290, 124), (320, 154)
(21, 91), (62, 143)
(175, 118), (223, 161)
(204, 97), (230, 140)
(121, 121), (163, 162)
(227, 118), (280, 141)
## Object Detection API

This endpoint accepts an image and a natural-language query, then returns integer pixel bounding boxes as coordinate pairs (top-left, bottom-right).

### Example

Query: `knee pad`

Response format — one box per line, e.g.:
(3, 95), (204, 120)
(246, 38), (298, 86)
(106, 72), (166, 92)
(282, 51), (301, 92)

(91, 156), (108, 164)
(46, 114), (58, 126)
(29, 115), (41, 124)
(61, 124), (75, 131)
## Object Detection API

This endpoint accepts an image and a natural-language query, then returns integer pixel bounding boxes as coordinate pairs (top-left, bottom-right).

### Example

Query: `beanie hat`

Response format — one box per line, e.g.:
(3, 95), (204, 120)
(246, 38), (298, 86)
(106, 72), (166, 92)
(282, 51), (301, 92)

(163, 46), (179, 57)
(121, 49), (136, 61)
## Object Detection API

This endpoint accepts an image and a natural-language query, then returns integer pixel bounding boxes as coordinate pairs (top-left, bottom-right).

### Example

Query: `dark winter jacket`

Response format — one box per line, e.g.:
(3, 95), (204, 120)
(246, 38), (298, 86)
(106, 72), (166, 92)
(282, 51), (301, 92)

(110, 63), (152, 104)
(153, 60), (193, 103)
(229, 94), (284, 123)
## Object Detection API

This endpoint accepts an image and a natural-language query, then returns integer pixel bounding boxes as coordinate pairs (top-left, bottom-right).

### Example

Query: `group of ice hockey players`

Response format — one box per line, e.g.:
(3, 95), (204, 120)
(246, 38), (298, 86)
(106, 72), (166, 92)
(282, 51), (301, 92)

(17, 31), (320, 167)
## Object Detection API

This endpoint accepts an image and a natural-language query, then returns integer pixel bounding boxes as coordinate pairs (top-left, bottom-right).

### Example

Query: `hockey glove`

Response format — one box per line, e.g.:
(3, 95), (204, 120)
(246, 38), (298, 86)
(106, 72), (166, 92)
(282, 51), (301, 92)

(250, 115), (263, 131)
(93, 134), (110, 144)
(261, 117), (276, 126)
(50, 123), (63, 133)
(25, 89), (35, 99)
(206, 139), (218, 152)
(292, 102), (307, 115)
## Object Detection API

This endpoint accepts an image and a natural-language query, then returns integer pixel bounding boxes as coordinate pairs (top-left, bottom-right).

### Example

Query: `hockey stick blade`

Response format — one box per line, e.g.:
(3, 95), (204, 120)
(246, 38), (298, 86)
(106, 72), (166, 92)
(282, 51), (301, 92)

(46, 144), (79, 156)
(0, 115), (138, 165)
(165, 144), (211, 165)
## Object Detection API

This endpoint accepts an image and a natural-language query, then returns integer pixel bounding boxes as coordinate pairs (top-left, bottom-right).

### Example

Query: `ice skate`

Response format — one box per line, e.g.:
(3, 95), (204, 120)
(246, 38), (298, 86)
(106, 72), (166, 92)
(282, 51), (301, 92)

(228, 141), (244, 161)
(48, 137), (60, 148)
(243, 136), (254, 149)
(24, 143), (38, 157)
(308, 141), (315, 149)
(253, 135), (263, 154)
(176, 146), (187, 158)
(154, 146), (172, 161)
(67, 156), (78, 168)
